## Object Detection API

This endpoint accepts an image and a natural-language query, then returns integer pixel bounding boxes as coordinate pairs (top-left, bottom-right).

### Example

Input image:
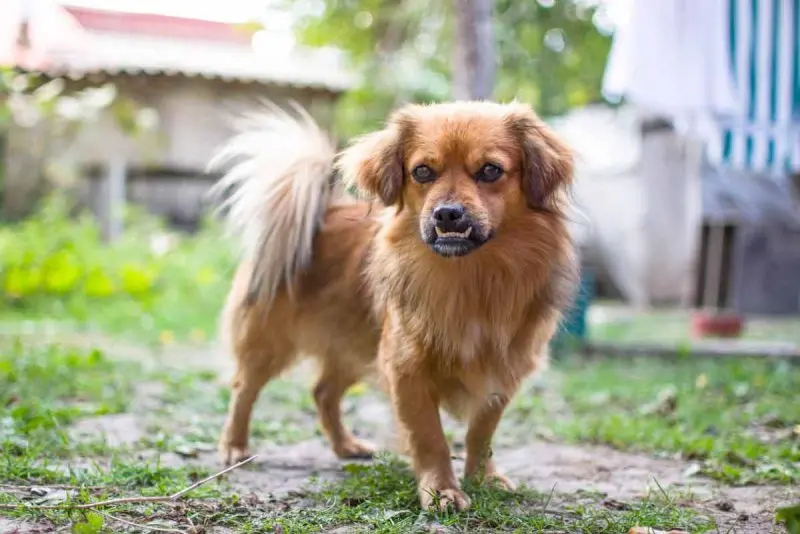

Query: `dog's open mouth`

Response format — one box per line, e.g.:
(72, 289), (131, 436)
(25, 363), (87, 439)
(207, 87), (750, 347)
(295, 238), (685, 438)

(434, 227), (473, 239)
(430, 226), (481, 257)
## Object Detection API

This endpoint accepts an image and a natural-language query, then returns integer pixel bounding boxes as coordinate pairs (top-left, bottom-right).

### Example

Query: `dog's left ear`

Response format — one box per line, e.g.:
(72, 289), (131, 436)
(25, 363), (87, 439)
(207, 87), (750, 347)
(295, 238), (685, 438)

(505, 104), (573, 210)
(336, 122), (405, 207)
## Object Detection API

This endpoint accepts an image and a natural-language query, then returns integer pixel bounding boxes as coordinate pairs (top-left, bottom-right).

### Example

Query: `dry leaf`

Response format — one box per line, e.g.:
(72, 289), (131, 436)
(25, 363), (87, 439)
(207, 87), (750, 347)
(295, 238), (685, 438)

(31, 489), (74, 504)
(682, 463), (702, 478)
(174, 444), (199, 458)
(640, 386), (678, 416)
(602, 497), (630, 510)
(695, 374), (708, 389)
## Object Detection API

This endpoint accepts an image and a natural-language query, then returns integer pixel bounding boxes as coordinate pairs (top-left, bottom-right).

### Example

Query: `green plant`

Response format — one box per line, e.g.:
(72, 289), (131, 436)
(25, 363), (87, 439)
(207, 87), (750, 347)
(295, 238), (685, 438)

(0, 194), (235, 343)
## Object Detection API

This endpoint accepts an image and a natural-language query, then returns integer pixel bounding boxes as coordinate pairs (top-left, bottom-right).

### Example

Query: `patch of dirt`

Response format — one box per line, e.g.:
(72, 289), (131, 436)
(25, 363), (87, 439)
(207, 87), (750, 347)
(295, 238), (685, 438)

(0, 518), (51, 534)
(198, 440), (360, 496)
(70, 413), (144, 447)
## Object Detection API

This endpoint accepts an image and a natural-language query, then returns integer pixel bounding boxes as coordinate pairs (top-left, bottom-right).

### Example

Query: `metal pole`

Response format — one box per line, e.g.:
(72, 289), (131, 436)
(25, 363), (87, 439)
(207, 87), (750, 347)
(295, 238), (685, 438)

(101, 158), (126, 242)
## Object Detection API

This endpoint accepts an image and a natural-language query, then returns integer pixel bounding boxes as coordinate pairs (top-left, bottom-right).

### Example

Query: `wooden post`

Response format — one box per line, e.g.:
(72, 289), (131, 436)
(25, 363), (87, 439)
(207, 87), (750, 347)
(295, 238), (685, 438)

(99, 158), (126, 242)
(703, 222), (726, 310)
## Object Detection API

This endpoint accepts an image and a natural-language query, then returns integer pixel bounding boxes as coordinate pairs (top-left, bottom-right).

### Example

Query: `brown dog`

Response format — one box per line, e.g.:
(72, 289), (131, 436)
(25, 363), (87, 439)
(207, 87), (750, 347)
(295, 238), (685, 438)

(209, 100), (577, 511)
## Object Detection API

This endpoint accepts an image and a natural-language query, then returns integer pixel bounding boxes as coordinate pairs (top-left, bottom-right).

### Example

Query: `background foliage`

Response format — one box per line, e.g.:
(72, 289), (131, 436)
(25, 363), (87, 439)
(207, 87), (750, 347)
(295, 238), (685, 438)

(0, 195), (234, 344)
(280, 0), (613, 137)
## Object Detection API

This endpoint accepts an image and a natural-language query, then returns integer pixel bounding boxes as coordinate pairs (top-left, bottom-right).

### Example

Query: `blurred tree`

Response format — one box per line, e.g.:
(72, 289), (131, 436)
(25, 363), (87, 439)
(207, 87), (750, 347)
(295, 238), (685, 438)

(452, 0), (495, 100)
(494, 0), (613, 117)
(282, 0), (612, 137)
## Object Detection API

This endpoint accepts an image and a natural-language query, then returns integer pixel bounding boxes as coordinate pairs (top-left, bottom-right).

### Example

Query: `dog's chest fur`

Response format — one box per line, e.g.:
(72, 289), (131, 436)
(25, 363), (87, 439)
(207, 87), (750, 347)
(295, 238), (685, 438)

(371, 245), (561, 413)
(366, 208), (576, 420)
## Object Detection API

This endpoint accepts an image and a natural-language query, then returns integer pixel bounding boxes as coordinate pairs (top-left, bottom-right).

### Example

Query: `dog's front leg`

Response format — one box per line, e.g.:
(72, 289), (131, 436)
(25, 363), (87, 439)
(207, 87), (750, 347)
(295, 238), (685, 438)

(464, 393), (516, 490)
(386, 367), (471, 511)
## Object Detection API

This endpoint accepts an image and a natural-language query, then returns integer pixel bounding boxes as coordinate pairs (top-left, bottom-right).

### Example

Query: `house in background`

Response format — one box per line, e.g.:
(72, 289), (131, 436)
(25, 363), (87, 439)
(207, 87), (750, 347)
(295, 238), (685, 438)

(554, 104), (800, 316)
(0, 2), (351, 229)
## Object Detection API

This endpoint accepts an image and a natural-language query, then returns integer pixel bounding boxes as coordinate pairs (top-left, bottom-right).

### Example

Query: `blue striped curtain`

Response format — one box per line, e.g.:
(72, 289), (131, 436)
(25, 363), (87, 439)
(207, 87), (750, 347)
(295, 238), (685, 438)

(718, 0), (800, 175)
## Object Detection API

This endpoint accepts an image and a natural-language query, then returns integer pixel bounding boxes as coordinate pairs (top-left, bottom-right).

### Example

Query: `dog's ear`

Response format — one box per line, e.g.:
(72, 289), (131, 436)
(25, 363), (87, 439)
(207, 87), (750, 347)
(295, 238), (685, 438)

(337, 121), (405, 207)
(506, 104), (573, 210)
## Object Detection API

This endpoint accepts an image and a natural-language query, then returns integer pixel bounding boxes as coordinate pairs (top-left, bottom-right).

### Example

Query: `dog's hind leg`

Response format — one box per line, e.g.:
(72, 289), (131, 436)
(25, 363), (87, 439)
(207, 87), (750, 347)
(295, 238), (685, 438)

(313, 359), (375, 459)
(219, 347), (294, 465)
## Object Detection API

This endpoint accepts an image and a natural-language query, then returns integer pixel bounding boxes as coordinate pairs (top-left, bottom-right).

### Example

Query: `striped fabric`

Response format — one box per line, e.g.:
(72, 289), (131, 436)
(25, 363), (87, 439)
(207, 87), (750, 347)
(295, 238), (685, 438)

(717, 0), (800, 174)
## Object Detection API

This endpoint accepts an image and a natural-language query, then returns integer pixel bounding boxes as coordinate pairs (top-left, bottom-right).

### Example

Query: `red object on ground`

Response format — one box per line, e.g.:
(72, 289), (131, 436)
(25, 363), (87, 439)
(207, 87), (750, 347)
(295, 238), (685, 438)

(691, 311), (745, 338)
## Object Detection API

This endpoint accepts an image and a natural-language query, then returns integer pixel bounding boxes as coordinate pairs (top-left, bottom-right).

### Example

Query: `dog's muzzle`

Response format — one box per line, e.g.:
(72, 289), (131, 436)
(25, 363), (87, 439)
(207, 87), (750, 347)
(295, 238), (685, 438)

(424, 203), (488, 257)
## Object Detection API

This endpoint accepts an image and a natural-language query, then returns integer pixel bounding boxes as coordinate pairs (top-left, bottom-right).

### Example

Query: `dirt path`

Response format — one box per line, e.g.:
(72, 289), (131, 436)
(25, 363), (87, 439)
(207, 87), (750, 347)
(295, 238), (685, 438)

(10, 330), (798, 533)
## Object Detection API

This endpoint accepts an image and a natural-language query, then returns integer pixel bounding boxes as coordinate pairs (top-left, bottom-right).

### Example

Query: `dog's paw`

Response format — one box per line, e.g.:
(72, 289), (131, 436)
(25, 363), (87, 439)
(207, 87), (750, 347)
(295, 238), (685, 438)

(334, 437), (376, 460)
(419, 485), (471, 512)
(483, 472), (516, 491)
(219, 443), (251, 466)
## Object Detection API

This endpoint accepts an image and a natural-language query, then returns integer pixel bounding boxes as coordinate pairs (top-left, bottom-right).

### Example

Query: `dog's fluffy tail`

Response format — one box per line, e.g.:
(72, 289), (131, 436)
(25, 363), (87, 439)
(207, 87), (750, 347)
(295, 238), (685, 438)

(208, 101), (336, 305)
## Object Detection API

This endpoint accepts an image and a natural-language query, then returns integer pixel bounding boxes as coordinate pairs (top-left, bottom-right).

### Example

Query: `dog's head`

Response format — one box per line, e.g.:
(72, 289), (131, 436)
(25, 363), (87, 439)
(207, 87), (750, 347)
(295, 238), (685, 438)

(337, 101), (573, 258)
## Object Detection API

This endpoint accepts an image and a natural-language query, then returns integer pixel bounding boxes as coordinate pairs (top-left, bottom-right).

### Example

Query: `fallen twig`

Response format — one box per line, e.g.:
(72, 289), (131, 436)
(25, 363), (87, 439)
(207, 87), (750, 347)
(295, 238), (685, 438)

(0, 455), (257, 511)
(97, 510), (187, 534)
(0, 484), (107, 491)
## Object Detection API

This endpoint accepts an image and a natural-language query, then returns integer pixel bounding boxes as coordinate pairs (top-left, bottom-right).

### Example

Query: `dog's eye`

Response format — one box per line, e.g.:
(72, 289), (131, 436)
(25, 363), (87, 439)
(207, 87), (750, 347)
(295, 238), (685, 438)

(411, 165), (436, 183)
(476, 163), (504, 182)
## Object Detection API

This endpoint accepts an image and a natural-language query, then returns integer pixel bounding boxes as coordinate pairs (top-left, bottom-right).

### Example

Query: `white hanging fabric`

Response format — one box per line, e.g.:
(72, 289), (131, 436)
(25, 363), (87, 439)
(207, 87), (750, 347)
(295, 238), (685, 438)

(603, 0), (800, 176)
(603, 0), (739, 119)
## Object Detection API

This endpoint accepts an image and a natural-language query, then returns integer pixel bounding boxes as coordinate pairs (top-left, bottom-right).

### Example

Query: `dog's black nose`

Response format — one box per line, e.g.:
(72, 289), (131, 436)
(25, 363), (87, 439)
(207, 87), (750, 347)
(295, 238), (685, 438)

(433, 204), (467, 233)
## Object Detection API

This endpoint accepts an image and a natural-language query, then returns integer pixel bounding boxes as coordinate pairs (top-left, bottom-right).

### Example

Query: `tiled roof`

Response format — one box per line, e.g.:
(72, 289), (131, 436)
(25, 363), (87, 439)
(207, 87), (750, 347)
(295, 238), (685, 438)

(1, 4), (353, 92)
(65, 7), (253, 43)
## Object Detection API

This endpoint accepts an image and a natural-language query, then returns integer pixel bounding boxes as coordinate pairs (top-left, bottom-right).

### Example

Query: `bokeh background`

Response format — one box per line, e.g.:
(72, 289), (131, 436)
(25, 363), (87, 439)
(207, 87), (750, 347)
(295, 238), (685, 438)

(2, 0), (798, 352)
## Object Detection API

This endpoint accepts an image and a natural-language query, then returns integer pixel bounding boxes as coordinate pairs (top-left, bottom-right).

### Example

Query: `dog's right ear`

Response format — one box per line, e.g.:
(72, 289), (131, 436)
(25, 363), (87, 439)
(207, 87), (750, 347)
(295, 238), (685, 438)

(336, 124), (405, 207)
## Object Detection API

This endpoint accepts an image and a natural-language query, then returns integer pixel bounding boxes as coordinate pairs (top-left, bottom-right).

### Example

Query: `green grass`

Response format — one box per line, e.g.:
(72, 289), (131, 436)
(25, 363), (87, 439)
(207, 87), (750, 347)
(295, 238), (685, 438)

(1, 456), (714, 534)
(1, 341), (135, 458)
(140, 367), (321, 452)
(253, 456), (713, 533)
(509, 355), (800, 485)
(0, 342), (219, 532)
(590, 302), (800, 347)
(0, 342), (217, 492)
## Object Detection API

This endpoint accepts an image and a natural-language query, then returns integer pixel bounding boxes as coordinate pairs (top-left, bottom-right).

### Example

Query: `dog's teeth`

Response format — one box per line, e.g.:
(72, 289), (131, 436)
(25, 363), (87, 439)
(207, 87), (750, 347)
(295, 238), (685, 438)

(435, 227), (472, 239)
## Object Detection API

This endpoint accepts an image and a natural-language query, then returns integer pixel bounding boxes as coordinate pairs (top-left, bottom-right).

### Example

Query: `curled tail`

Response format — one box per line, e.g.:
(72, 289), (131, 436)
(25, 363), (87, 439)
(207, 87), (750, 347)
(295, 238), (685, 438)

(208, 101), (336, 305)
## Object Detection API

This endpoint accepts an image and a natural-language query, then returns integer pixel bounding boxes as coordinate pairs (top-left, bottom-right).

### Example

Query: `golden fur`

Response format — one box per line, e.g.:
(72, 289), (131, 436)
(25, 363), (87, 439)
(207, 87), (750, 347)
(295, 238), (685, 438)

(210, 100), (578, 511)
